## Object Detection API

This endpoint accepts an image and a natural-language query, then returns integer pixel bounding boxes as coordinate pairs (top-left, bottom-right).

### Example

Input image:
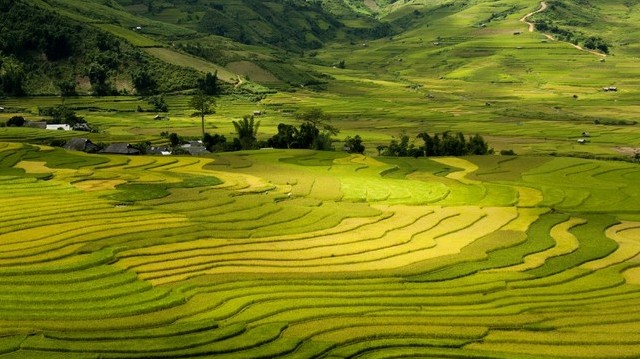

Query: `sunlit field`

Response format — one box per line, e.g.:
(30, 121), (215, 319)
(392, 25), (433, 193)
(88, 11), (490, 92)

(2, 0), (640, 357)
(0, 143), (639, 358)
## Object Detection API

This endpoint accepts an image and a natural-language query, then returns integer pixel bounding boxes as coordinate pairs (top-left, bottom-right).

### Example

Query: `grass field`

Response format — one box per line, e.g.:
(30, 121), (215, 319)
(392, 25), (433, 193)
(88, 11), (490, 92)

(2, 0), (640, 357)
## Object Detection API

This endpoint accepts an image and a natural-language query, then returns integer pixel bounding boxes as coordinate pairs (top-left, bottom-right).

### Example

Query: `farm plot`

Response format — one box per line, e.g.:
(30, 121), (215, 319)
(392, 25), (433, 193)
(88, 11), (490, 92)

(1, 141), (640, 358)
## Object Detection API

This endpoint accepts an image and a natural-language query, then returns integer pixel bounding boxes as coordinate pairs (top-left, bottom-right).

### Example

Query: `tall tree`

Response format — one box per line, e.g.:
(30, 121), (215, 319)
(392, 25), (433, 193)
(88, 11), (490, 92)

(296, 107), (338, 135)
(232, 115), (260, 150)
(294, 107), (339, 150)
(189, 93), (216, 138)
(197, 71), (219, 96)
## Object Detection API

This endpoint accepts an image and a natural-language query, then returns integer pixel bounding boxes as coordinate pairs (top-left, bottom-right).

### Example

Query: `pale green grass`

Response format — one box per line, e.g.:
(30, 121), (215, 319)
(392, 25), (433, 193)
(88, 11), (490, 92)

(95, 24), (162, 47)
(143, 48), (237, 82)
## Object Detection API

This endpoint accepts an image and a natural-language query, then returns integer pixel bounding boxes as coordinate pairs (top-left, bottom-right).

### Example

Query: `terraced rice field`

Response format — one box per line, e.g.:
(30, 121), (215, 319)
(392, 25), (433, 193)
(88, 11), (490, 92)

(1, 142), (640, 358)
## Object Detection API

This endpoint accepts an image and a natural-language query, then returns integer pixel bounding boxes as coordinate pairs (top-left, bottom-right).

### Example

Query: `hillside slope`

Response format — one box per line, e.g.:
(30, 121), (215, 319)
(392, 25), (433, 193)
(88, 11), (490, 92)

(0, 1), (200, 96)
(1, 0), (396, 95)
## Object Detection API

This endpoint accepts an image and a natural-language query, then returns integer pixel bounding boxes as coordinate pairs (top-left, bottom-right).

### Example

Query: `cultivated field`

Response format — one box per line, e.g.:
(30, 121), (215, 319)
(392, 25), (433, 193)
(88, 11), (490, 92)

(2, 0), (640, 357)
(0, 143), (639, 358)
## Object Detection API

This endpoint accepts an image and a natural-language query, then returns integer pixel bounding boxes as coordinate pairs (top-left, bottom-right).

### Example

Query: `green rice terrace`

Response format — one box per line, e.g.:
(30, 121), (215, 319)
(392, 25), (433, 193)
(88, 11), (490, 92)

(1, 142), (640, 358)
(2, 0), (640, 357)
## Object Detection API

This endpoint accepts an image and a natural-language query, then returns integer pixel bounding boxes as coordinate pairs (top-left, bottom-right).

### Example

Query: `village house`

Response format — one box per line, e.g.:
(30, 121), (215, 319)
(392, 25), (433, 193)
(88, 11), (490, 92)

(64, 138), (100, 153)
(101, 143), (140, 155)
(181, 141), (209, 156)
(148, 147), (172, 156)
(46, 124), (72, 131)
(25, 121), (47, 129)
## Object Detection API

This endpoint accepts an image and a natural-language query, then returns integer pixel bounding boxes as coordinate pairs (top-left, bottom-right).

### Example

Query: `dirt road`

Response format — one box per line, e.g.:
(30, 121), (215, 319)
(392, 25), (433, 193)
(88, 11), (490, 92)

(520, 1), (548, 33)
(519, 1), (606, 57)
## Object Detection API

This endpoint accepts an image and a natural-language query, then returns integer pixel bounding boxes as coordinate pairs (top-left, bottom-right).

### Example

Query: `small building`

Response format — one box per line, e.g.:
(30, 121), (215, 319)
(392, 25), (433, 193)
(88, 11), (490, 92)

(101, 143), (140, 155)
(181, 141), (209, 156)
(603, 86), (618, 92)
(25, 121), (47, 129)
(64, 138), (100, 153)
(252, 110), (263, 116)
(149, 147), (172, 156)
(46, 124), (72, 131)
(0, 107), (4, 112)
(582, 132), (590, 137)
(577, 138), (586, 144)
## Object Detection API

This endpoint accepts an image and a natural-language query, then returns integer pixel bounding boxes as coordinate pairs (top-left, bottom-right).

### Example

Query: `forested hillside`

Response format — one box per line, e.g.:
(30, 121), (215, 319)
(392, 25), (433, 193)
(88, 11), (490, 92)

(0, 0), (398, 95)
(0, 0), (201, 96)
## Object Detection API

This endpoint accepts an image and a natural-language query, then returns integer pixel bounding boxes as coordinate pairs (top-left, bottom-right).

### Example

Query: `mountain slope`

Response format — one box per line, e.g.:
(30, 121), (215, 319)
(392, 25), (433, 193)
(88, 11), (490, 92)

(1, 0), (394, 95)
(2, 0), (638, 97)
(0, 0), (200, 96)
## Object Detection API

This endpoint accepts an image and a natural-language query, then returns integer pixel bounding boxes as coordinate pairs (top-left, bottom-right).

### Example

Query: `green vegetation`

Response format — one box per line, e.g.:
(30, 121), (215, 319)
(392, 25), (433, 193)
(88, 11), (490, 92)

(0, 1), (200, 96)
(0, 143), (639, 357)
(2, 0), (640, 357)
(379, 131), (492, 157)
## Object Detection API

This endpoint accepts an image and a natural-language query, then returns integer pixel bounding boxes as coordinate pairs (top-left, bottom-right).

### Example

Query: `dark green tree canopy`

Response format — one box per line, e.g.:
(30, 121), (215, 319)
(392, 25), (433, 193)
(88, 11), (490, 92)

(6, 116), (25, 127)
(197, 72), (219, 96)
(267, 108), (339, 151)
(132, 67), (157, 96)
(232, 115), (260, 150)
(344, 135), (365, 154)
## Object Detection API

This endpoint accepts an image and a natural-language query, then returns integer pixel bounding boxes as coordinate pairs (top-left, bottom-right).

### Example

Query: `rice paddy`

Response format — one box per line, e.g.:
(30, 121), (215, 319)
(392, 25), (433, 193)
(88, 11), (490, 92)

(3, 0), (640, 357)
(0, 140), (638, 358)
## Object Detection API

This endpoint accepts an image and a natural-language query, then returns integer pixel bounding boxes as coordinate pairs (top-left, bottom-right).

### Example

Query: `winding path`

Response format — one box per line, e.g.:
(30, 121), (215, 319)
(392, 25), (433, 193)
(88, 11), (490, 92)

(520, 1), (549, 33)
(520, 1), (606, 57)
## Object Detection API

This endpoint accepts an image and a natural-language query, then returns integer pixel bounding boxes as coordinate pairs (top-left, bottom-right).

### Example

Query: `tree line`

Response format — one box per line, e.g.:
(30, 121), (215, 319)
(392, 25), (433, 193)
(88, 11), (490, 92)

(166, 105), (343, 154)
(378, 131), (492, 157)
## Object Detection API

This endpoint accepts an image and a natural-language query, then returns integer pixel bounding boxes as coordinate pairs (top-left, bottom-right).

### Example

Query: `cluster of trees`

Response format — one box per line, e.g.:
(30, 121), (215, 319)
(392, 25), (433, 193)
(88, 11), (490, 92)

(38, 106), (87, 127)
(165, 105), (341, 155)
(583, 36), (609, 54)
(535, 20), (609, 54)
(344, 135), (365, 154)
(5, 116), (26, 127)
(267, 108), (337, 151)
(144, 95), (169, 113)
(378, 131), (491, 157)
(165, 101), (495, 159)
